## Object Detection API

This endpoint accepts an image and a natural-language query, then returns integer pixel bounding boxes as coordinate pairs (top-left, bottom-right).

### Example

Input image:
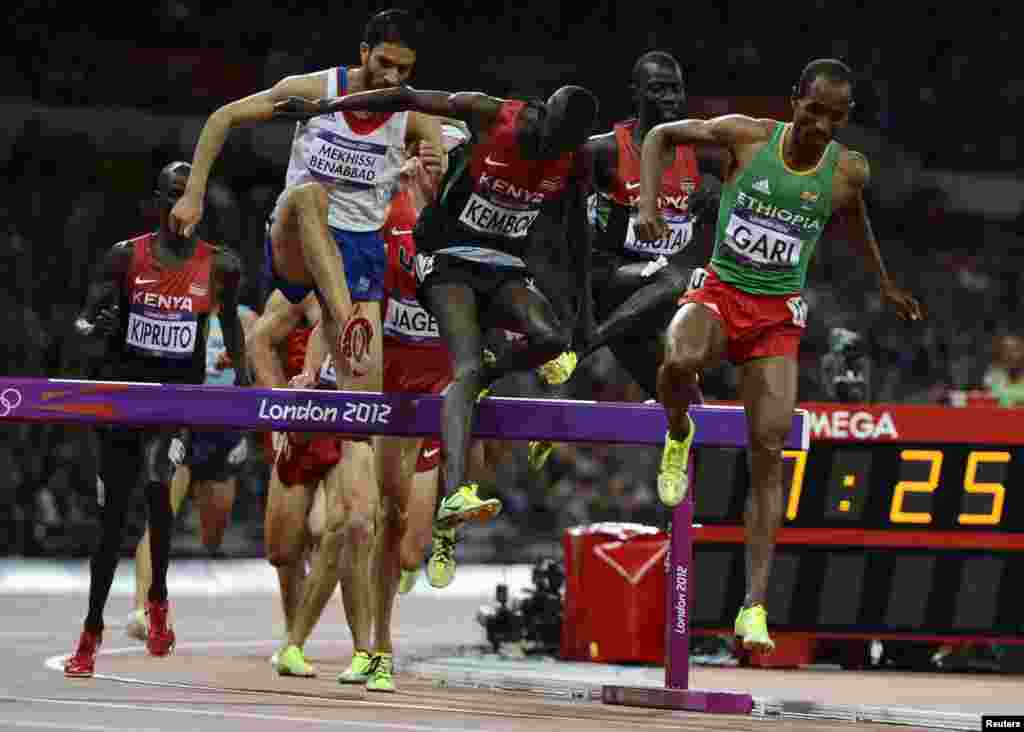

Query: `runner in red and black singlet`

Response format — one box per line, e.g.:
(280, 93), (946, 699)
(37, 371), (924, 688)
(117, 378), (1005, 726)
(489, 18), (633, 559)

(527, 52), (730, 470)
(574, 52), (729, 395)
(65, 161), (250, 678)
(273, 83), (598, 542)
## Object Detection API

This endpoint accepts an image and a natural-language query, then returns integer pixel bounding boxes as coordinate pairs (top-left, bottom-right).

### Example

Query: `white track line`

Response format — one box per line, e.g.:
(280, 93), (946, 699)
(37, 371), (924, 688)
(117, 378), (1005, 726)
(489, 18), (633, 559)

(0, 719), (169, 732)
(2, 698), (468, 732)
(40, 639), (691, 730)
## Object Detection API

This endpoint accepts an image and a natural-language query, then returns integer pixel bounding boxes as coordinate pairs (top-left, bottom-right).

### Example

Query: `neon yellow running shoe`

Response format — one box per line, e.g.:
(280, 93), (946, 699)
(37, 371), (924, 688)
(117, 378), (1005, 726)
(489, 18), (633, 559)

(427, 527), (456, 588)
(657, 415), (695, 507)
(338, 649), (374, 684)
(478, 349), (496, 401)
(537, 351), (577, 385)
(435, 483), (502, 529)
(366, 653), (395, 693)
(276, 644), (316, 677)
(734, 605), (775, 653)
(528, 440), (554, 471)
(398, 568), (418, 595)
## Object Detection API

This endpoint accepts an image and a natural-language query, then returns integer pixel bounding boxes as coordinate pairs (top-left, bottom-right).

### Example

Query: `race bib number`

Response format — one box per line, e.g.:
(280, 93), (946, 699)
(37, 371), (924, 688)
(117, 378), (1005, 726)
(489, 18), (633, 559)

(625, 213), (693, 256)
(307, 130), (386, 190)
(688, 267), (709, 291)
(787, 296), (808, 328)
(385, 297), (440, 343)
(414, 253), (435, 284)
(126, 308), (198, 359)
(458, 193), (539, 239)
(318, 356), (337, 387)
(723, 213), (803, 269)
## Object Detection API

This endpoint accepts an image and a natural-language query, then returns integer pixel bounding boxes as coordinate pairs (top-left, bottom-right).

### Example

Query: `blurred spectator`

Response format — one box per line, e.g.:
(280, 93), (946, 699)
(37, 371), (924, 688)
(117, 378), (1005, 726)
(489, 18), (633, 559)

(987, 334), (1024, 407)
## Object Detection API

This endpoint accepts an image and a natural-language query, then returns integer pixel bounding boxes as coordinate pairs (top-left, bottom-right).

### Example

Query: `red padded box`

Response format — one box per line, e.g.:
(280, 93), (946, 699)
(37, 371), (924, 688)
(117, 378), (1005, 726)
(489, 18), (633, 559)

(561, 522), (668, 663)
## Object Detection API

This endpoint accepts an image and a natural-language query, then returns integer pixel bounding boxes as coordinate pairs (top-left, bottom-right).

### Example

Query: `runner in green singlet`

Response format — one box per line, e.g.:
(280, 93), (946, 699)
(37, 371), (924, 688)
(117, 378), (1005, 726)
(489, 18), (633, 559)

(635, 59), (924, 653)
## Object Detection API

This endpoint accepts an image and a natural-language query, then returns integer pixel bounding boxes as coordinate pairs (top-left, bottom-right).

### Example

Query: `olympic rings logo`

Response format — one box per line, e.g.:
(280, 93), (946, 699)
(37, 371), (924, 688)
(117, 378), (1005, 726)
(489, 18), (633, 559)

(0, 388), (23, 417)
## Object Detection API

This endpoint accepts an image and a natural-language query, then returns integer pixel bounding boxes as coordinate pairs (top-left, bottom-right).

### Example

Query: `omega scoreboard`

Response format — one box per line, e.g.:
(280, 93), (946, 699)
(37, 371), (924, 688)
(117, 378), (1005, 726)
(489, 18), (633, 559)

(692, 402), (1024, 643)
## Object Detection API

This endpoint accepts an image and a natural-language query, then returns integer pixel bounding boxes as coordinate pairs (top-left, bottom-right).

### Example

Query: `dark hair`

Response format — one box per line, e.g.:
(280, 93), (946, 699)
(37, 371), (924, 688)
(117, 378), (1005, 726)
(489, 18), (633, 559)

(364, 8), (418, 51)
(631, 50), (682, 86)
(794, 58), (853, 97)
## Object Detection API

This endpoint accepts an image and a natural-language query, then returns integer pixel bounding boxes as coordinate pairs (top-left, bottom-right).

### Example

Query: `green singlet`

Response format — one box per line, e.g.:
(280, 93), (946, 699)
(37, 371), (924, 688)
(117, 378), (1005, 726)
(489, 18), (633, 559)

(710, 122), (840, 295)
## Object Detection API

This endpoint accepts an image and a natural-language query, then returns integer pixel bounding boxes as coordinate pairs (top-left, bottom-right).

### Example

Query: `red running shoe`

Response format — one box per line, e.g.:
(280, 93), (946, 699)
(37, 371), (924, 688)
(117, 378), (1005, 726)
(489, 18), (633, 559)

(145, 600), (176, 657)
(64, 630), (101, 678)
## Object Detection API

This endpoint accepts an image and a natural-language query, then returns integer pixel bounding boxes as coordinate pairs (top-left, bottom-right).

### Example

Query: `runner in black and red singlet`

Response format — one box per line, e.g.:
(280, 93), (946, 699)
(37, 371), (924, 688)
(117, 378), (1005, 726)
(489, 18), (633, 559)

(528, 51), (729, 469)
(274, 82), (598, 561)
(64, 162), (250, 678)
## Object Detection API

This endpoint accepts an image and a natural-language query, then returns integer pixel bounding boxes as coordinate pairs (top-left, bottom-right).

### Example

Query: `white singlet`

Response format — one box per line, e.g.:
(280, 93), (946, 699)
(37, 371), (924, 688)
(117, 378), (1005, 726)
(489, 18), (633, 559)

(277, 66), (408, 232)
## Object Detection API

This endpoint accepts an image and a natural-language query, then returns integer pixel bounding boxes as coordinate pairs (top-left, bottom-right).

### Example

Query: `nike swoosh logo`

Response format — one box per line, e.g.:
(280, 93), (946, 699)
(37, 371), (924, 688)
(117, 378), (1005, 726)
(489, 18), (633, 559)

(423, 448), (440, 459)
(391, 228), (413, 236)
(135, 278), (158, 285)
(484, 155), (509, 167)
(626, 182), (640, 190)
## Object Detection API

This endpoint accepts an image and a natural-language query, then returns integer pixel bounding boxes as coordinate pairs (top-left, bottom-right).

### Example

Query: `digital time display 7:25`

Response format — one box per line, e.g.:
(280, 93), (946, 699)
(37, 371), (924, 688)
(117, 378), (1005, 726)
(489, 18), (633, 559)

(695, 444), (1022, 534)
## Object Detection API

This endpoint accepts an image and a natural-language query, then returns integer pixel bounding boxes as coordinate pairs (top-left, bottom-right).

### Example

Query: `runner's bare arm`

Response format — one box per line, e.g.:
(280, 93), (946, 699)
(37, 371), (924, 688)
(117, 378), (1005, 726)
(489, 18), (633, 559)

(274, 87), (502, 136)
(75, 242), (132, 340)
(582, 133), (616, 194)
(297, 320), (329, 387)
(406, 111), (447, 181)
(248, 291), (308, 388)
(636, 116), (770, 241)
(834, 151), (923, 322)
(214, 248), (253, 386)
(173, 72), (329, 236)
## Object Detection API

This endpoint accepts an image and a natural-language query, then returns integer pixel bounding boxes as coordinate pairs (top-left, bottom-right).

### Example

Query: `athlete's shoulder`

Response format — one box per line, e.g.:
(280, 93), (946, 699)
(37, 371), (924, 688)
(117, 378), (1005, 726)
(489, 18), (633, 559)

(585, 130), (616, 149)
(700, 114), (775, 144)
(272, 68), (332, 99)
(108, 234), (146, 261)
(747, 117), (781, 137)
(836, 147), (870, 188)
(112, 232), (151, 252)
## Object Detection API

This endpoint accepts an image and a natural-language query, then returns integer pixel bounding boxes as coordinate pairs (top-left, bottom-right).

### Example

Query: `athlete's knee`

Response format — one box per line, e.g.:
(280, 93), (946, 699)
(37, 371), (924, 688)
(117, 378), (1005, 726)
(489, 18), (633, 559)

(660, 265), (690, 294)
(200, 512), (229, 552)
(526, 319), (570, 356)
(344, 513), (375, 546)
(452, 355), (486, 383)
(382, 498), (408, 537)
(400, 543), (424, 572)
(289, 181), (329, 215)
(749, 418), (791, 456)
(267, 537), (305, 567)
(265, 520), (305, 567)
(660, 351), (704, 385)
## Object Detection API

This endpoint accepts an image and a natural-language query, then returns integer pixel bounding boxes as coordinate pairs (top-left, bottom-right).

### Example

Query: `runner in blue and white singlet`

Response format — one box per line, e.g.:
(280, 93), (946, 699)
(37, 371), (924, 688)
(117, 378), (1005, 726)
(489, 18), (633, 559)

(171, 9), (444, 691)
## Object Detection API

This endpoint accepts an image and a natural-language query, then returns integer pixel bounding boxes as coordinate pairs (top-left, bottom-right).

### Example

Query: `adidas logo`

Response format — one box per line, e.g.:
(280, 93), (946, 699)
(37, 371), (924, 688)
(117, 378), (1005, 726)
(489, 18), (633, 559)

(752, 179), (771, 195)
